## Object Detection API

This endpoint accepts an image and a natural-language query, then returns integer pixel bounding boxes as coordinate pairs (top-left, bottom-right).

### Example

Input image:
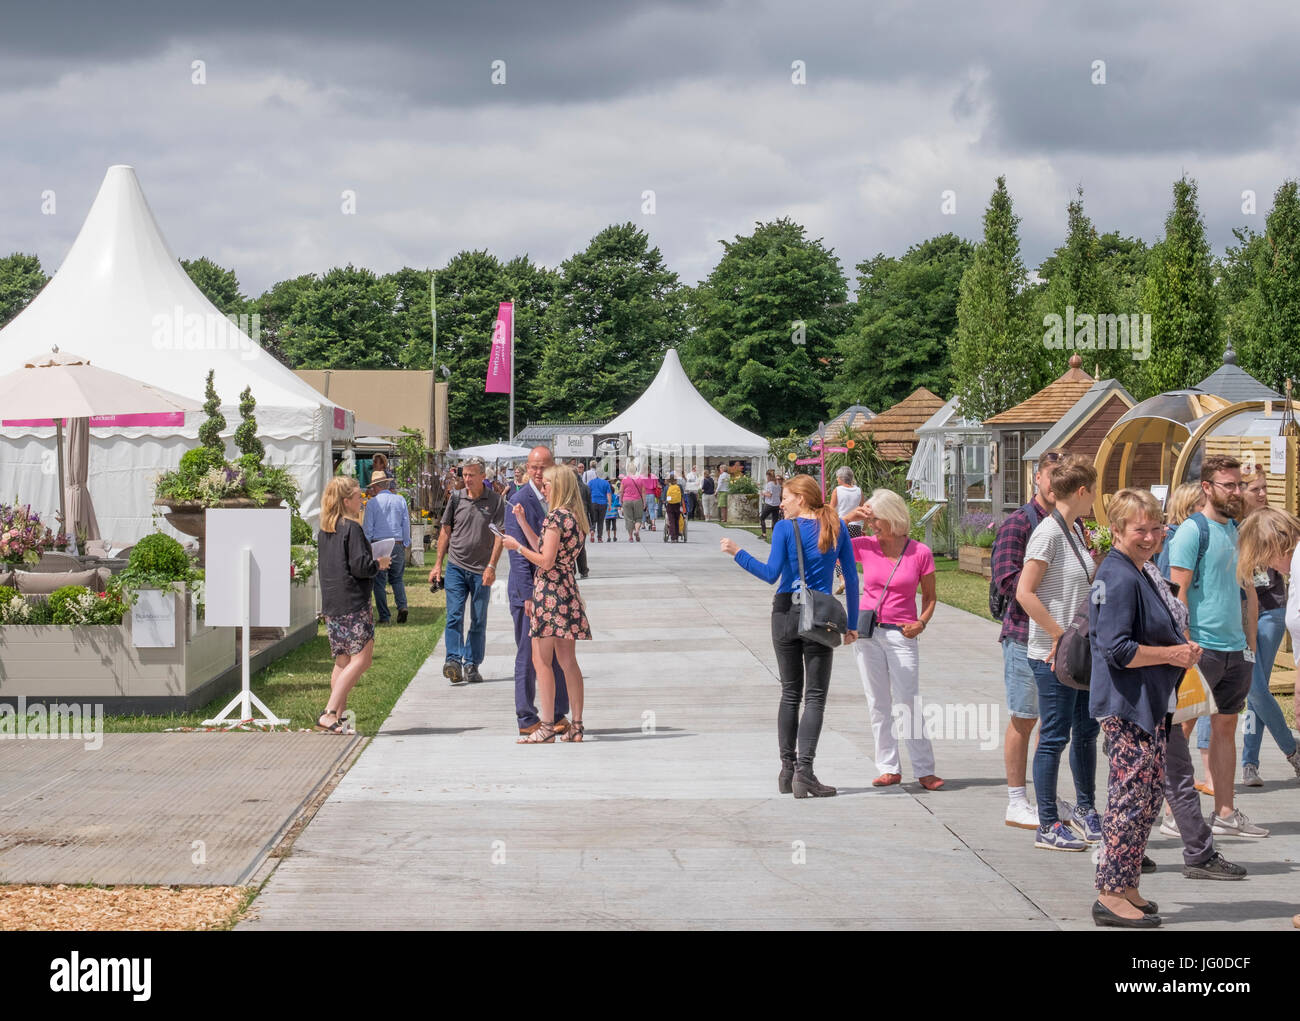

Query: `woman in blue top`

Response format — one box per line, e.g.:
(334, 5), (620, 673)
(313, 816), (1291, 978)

(721, 474), (859, 798)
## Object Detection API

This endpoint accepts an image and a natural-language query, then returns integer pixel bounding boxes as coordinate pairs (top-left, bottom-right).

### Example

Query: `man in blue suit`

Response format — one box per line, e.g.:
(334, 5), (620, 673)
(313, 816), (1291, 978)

(507, 445), (571, 736)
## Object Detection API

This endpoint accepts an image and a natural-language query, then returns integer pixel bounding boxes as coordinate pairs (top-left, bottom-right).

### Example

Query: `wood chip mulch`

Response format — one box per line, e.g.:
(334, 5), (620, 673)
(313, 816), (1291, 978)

(0, 884), (250, 930)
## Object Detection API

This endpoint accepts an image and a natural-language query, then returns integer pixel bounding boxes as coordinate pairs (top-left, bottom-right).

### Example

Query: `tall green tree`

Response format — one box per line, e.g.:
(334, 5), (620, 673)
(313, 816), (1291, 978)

(1035, 187), (1143, 387)
(388, 266), (434, 370)
(952, 176), (1042, 421)
(280, 265), (401, 368)
(249, 273), (316, 364)
(418, 250), (560, 445)
(681, 217), (849, 435)
(0, 253), (48, 329)
(1234, 181), (1300, 392)
(829, 233), (973, 414)
(1140, 176), (1219, 393)
(535, 223), (685, 419)
(181, 256), (245, 315)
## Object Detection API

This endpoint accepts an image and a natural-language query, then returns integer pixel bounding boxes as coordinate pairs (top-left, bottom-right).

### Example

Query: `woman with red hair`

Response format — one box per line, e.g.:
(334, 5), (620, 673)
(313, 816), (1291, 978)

(721, 474), (859, 798)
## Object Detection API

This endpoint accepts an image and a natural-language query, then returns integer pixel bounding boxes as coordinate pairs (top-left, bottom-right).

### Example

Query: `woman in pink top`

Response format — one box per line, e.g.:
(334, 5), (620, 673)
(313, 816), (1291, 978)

(620, 471), (647, 542)
(845, 488), (943, 790)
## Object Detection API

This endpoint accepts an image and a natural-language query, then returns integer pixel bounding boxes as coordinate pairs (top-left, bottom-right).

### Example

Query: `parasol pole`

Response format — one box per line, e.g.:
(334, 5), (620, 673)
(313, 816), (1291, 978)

(56, 417), (68, 549)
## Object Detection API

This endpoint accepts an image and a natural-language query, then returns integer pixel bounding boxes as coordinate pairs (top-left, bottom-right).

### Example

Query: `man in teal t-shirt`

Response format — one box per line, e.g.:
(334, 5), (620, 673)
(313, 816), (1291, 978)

(1168, 454), (1263, 839)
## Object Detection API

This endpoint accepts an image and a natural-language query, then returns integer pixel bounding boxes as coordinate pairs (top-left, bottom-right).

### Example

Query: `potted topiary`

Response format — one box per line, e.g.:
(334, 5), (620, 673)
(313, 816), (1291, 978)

(726, 472), (760, 523)
(154, 372), (298, 562)
(117, 531), (199, 642)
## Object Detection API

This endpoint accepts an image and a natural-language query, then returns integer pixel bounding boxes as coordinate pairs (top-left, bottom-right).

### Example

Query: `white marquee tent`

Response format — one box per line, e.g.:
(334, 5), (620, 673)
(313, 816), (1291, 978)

(604, 349), (771, 469)
(0, 165), (351, 542)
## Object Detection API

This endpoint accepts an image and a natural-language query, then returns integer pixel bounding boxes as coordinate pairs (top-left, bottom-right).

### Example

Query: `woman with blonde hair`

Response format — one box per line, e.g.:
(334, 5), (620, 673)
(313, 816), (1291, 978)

(502, 464), (592, 743)
(721, 473), (859, 798)
(1235, 505), (1300, 782)
(316, 475), (390, 733)
(1155, 483), (1205, 577)
(844, 489), (942, 790)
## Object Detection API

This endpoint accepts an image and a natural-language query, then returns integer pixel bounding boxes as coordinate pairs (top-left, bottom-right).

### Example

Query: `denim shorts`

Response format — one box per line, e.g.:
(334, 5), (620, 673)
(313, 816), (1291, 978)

(1001, 638), (1038, 719)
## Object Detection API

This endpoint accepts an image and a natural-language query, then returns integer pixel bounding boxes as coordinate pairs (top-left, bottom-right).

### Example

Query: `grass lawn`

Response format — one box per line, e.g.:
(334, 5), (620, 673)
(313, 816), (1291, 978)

(103, 567), (446, 735)
(932, 557), (995, 621)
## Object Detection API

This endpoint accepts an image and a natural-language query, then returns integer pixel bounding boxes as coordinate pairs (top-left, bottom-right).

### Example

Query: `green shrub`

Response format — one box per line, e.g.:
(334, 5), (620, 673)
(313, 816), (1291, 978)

(49, 584), (93, 624)
(179, 446), (225, 480)
(290, 513), (314, 545)
(127, 532), (191, 582)
(728, 473), (758, 495)
(27, 597), (52, 625)
(0, 584), (17, 606)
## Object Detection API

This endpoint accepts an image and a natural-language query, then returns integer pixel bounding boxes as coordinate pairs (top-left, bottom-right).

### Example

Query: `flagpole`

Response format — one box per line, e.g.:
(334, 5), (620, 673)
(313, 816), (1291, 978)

(508, 296), (515, 443)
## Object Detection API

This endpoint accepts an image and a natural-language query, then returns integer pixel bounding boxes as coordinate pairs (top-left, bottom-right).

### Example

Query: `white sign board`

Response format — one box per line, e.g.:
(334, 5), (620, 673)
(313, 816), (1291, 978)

(1271, 436), (1288, 476)
(554, 433), (593, 457)
(203, 509), (291, 628)
(131, 588), (176, 648)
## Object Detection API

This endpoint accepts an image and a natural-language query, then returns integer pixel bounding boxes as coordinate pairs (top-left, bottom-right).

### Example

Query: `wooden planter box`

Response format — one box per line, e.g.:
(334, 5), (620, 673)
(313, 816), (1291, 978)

(958, 544), (993, 578)
(729, 493), (759, 523)
(0, 588), (235, 712)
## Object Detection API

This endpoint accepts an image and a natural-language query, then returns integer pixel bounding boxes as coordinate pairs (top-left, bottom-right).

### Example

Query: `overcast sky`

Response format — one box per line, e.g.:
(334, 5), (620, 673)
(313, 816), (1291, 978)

(1, 0), (1296, 297)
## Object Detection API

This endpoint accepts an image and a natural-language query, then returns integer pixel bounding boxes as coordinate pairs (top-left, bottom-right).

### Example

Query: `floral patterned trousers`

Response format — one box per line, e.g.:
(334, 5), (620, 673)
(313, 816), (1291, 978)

(1096, 714), (1168, 893)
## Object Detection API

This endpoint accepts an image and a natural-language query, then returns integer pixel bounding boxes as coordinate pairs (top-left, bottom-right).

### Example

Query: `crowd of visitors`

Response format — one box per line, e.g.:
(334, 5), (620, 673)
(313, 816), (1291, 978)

(319, 439), (1300, 930)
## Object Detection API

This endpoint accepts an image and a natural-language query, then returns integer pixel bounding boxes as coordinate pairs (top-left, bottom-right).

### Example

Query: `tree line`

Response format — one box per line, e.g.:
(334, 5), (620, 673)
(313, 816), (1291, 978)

(2, 176), (1298, 445)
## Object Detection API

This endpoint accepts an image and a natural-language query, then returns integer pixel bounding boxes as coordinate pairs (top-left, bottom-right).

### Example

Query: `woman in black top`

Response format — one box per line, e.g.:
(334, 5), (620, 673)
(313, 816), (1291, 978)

(316, 476), (390, 733)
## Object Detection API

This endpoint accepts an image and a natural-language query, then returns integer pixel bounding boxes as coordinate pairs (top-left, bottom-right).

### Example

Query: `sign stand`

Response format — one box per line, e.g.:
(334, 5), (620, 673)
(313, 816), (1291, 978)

(203, 547), (289, 728)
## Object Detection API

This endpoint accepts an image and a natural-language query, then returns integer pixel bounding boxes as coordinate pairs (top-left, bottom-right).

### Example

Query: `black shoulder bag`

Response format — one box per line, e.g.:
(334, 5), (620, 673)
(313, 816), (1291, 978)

(1051, 511), (1095, 691)
(792, 520), (848, 648)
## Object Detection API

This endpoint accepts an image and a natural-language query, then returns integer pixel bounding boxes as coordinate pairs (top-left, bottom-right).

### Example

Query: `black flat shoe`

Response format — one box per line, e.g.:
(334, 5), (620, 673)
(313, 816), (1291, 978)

(1092, 899), (1161, 928)
(1141, 855), (1156, 874)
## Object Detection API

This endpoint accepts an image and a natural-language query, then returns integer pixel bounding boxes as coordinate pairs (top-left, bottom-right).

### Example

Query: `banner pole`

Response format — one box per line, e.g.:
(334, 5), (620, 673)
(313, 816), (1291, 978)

(508, 296), (515, 443)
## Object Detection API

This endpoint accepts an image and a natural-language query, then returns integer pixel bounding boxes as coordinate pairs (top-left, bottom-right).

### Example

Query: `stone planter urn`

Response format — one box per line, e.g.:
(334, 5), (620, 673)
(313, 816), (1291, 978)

(154, 497), (284, 565)
(728, 493), (759, 524)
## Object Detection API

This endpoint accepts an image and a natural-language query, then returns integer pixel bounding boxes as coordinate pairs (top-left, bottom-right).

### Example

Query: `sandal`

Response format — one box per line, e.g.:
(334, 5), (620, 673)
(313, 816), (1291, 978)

(315, 709), (342, 733)
(517, 720), (556, 744)
(561, 720), (584, 743)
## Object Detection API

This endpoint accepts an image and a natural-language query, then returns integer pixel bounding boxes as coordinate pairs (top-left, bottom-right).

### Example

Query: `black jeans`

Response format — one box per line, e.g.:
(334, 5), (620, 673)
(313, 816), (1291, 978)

(771, 593), (834, 770)
(760, 503), (782, 533)
(591, 504), (607, 539)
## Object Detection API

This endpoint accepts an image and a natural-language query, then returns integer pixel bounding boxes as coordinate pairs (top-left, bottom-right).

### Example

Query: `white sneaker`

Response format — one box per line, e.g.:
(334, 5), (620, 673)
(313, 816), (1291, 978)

(1159, 813), (1181, 838)
(1242, 764), (1264, 787)
(1005, 800), (1039, 830)
(1211, 809), (1269, 838)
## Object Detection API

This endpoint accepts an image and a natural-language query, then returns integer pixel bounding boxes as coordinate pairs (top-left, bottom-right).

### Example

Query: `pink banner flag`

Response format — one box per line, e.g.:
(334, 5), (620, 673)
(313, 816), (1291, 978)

(485, 301), (513, 394)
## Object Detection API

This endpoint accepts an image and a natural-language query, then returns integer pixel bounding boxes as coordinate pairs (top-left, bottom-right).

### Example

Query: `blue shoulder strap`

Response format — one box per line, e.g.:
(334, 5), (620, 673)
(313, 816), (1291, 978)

(1188, 511), (1238, 590)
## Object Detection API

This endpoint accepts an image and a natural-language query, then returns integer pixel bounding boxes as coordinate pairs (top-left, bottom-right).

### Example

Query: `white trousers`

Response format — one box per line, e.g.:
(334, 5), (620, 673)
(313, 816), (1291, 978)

(854, 627), (935, 777)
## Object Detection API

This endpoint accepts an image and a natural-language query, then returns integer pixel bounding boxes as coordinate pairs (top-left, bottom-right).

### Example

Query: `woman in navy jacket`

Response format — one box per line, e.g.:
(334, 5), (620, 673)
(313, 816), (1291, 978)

(1088, 489), (1202, 929)
(721, 474), (859, 799)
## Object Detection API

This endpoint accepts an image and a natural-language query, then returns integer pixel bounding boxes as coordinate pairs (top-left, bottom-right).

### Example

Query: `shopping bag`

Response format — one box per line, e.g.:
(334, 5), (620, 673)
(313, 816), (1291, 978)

(1171, 664), (1218, 724)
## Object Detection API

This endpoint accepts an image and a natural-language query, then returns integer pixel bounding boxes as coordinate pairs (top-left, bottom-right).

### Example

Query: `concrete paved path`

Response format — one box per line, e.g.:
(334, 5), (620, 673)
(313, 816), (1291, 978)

(243, 523), (1300, 930)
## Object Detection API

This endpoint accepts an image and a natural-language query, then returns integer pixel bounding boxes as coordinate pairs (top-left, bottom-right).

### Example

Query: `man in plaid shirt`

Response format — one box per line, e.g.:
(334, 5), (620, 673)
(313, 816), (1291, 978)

(991, 451), (1061, 830)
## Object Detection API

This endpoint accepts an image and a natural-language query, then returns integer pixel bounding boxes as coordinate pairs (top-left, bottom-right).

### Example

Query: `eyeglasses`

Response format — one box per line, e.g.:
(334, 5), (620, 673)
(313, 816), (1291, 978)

(1209, 480), (1243, 492)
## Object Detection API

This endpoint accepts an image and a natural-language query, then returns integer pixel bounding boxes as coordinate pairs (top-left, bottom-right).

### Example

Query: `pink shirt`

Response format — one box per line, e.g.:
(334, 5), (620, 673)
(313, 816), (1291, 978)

(620, 476), (648, 501)
(852, 536), (935, 625)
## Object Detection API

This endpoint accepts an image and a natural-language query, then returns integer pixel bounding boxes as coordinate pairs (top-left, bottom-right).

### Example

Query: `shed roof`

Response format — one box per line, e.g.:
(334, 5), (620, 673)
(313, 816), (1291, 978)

(985, 356), (1095, 426)
(852, 387), (946, 459)
(1194, 341), (1283, 403)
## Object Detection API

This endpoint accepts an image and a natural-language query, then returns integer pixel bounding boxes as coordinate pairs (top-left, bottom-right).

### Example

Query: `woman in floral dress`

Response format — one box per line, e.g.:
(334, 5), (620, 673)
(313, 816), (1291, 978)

(501, 464), (592, 743)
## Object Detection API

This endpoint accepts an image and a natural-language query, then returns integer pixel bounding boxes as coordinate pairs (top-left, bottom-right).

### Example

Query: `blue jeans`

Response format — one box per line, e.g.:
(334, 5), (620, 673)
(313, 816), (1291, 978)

(1030, 657), (1098, 826)
(1243, 607), (1295, 766)
(372, 542), (407, 622)
(443, 561), (491, 666)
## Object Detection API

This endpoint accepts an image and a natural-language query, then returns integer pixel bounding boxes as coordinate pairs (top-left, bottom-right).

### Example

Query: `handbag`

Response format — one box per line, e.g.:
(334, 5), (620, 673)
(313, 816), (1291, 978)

(1050, 511), (1095, 691)
(792, 519), (848, 648)
(859, 539), (910, 638)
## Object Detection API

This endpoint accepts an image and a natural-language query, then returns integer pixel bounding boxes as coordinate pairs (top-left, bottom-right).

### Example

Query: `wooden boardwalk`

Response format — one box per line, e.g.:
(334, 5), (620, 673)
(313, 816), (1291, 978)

(0, 732), (360, 885)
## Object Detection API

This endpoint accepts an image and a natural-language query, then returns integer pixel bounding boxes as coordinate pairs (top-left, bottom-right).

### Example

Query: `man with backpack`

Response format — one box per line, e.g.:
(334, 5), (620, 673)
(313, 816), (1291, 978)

(1166, 454), (1266, 839)
(989, 452), (1062, 830)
